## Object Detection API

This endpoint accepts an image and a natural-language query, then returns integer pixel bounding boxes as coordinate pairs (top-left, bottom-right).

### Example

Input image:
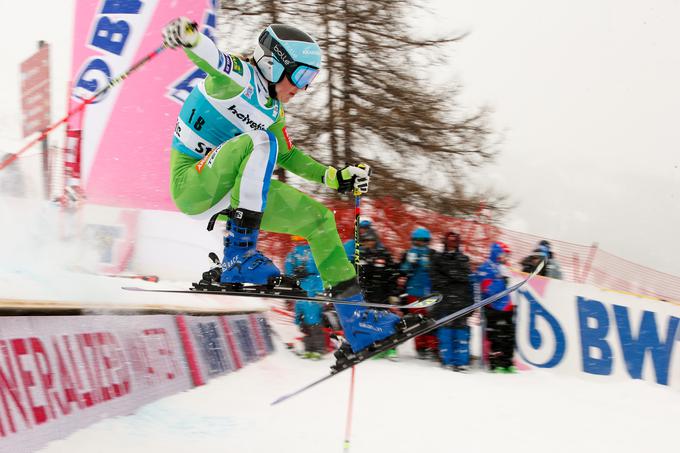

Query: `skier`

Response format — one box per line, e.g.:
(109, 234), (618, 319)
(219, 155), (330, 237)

(161, 18), (424, 363)
(430, 232), (474, 371)
(476, 242), (516, 373)
(400, 227), (437, 359)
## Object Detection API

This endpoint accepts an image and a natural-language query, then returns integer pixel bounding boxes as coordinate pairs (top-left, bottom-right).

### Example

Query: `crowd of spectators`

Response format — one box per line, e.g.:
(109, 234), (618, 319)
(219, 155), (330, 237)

(284, 221), (560, 373)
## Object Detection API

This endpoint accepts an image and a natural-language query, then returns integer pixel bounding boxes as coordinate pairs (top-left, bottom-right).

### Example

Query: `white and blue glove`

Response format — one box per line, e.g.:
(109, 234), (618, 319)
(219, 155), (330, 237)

(162, 17), (200, 49)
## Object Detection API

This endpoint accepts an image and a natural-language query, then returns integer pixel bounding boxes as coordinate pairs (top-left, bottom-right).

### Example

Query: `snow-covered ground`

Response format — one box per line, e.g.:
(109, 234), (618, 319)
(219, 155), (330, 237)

(39, 336), (680, 453)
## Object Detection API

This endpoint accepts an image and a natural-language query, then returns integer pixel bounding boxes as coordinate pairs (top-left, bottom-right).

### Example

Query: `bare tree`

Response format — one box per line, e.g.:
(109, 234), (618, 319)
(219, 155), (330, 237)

(218, 0), (507, 218)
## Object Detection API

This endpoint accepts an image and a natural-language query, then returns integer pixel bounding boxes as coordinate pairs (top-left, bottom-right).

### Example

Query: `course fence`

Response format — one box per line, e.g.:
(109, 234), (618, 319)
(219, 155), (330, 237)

(258, 196), (680, 304)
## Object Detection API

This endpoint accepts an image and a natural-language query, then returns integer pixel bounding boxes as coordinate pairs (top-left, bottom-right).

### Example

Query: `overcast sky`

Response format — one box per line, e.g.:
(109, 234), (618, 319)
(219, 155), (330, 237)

(429, 0), (680, 276)
(1, 0), (678, 276)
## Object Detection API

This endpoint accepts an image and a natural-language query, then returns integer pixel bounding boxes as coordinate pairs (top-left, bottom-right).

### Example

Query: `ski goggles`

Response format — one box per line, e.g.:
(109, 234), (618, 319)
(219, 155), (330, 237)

(287, 65), (319, 89)
(260, 30), (320, 89)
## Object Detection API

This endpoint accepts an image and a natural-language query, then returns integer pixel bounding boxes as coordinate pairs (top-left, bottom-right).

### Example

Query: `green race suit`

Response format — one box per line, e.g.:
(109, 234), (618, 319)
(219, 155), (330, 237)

(170, 33), (354, 287)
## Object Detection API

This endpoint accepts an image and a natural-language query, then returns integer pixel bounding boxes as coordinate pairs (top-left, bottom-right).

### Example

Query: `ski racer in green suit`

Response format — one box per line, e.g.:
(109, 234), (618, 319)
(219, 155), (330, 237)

(162, 18), (426, 358)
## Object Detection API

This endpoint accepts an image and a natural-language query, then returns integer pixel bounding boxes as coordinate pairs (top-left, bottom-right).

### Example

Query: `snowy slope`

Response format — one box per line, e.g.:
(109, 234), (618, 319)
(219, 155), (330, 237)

(39, 336), (680, 453)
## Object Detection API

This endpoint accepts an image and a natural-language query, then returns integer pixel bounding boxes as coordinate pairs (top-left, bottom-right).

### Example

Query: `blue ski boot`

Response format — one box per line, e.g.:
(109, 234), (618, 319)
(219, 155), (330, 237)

(330, 279), (401, 352)
(220, 209), (280, 285)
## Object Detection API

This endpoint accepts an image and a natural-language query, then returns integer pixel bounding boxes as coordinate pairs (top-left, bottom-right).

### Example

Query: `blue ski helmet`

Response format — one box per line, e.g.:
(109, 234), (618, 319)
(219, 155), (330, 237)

(411, 227), (431, 242)
(254, 24), (322, 89)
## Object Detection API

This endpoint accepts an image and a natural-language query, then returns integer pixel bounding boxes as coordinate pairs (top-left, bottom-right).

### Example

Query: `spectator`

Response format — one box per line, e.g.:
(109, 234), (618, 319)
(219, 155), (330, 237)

(357, 229), (400, 305)
(476, 242), (516, 373)
(400, 227), (437, 359)
(357, 228), (401, 360)
(343, 218), (379, 262)
(285, 237), (325, 359)
(520, 240), (563, 279)
(430, 232), (474, 371)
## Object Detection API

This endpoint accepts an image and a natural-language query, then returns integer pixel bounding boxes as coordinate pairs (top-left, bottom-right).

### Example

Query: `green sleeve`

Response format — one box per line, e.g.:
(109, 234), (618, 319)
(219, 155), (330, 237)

(268, 118), (327, 183)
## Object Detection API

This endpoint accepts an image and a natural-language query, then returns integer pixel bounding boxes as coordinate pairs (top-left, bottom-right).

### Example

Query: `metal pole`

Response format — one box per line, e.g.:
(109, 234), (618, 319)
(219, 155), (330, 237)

(1, 44), (167, 172)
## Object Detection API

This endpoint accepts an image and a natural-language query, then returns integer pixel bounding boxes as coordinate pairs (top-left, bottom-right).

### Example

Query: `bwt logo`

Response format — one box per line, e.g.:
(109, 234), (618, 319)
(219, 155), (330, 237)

(73, 0), (145, 103)
(516, 290), (680, 386)
(577, 297), (679, 385)
(516, 289), (566, 368)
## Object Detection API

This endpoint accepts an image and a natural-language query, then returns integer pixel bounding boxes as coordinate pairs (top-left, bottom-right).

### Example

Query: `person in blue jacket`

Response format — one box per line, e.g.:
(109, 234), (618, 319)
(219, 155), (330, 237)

(285, 237), (325, 359)
(476, 241), (516, 372)
(400, 227), (436, 359)
(343, 219), (379, 262)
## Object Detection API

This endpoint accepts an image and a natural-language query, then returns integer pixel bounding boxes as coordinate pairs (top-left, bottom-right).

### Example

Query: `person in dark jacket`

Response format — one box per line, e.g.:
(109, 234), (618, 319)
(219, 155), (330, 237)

(476, 242), (516, 373)
(430, 232), (474, 371)
(358, 229), (401, 360)
(520, 240), (563, 279)
(357, 229), (400, 305)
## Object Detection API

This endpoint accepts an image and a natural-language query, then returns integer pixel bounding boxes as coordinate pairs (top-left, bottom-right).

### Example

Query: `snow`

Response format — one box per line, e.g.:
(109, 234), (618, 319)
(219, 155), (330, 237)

(38, 335), (680, 453)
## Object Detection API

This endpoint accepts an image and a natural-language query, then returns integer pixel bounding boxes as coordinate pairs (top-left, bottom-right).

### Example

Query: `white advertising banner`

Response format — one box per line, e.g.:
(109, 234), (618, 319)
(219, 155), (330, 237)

(179, 314), (274, 381)
(0, 315), (191, 452)
(514, 274), (680, 390)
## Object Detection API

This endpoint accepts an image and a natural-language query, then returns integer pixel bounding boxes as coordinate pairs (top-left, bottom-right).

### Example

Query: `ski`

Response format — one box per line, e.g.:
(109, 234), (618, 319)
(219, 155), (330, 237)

(121, 285), (442, 310)
(271, 260), (545, 405)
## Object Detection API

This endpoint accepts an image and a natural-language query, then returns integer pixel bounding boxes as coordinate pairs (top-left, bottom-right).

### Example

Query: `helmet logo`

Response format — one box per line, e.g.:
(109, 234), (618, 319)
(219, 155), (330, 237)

(272, 44), (293, 66)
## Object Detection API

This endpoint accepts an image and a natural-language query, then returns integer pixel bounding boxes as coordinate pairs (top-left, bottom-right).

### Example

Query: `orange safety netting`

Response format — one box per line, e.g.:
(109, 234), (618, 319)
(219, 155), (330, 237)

(257, 196), (680, 304)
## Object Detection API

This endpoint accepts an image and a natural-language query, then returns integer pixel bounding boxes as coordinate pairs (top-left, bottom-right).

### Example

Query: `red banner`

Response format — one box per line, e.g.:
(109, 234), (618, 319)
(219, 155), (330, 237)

(20, 44), (51, 137)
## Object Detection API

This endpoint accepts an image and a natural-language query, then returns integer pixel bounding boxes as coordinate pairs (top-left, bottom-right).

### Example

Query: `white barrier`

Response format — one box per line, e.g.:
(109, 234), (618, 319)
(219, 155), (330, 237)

(514, 273), (680, 389)
(0, 313), (273, 452)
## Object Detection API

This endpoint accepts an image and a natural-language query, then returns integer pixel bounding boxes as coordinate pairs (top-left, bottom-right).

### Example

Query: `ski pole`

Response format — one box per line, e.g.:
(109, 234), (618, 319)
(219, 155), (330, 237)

(352, 163), (370, 272)
(353, 189), (361, 272)
(0, 43), (168, 172)
(343, 365), (357, 452)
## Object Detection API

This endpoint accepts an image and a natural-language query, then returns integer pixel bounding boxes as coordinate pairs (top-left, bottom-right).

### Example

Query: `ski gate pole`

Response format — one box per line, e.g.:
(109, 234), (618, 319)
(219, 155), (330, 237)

(344, 183), (363, 450)
(0, 43), (168, 172)
(343, 365), (357, 452)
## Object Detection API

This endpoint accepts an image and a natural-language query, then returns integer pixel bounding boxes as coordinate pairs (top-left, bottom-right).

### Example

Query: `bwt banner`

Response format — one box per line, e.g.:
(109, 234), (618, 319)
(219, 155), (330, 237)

(0, 313), (273, 452)
(71, 0), (217, 210)
(514, 274), (680, 389)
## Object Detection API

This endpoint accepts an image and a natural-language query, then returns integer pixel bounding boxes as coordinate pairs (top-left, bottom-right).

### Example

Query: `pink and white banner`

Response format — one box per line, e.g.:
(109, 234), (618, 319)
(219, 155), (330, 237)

(0, 315), (191, 452)
(0, 312), (273, 452)
(71, 0), (217, 210)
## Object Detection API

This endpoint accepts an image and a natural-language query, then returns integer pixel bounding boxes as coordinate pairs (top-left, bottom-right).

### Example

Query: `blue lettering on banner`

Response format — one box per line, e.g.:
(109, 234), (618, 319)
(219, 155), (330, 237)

(168, 68), (207, 104)
(91, 17), (131, 56)
(167, 0), (218, 104)
(578, 296), (679, 385)
(516, 289), (566, 368)
(612, 305), (679, 385)
(73, 0), (144, 102)
(193, 322), (229, 376)
(75, 58), (112, 99)
(578, 297), (614, 376)
(232, 318), (257, 363)
(101, 0), (143, 14)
